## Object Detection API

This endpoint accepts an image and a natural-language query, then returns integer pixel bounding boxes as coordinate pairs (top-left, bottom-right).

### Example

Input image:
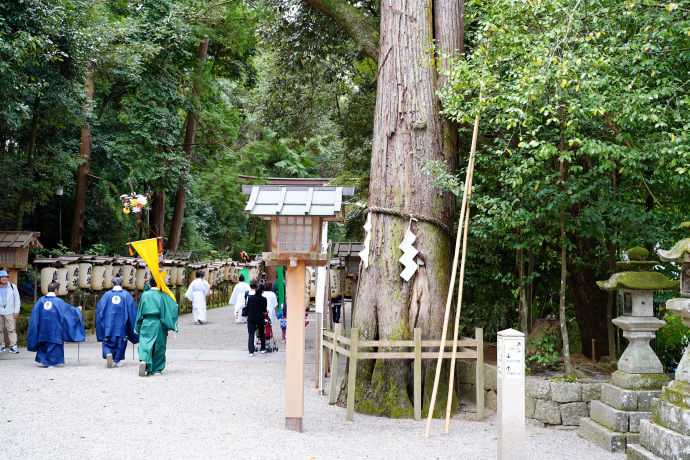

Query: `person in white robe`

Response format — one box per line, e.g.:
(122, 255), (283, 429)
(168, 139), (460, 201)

(230, 274), (251, 324)
(262, 281), (278, 328)
(185, 270), (211, 324)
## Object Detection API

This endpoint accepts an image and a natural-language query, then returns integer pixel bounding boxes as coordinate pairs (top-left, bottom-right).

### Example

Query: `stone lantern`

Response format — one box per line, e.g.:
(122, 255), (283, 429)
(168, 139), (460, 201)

(628, 229), (690, 458)
(243, 184), (354, 432)
(579, 247), (678, 453)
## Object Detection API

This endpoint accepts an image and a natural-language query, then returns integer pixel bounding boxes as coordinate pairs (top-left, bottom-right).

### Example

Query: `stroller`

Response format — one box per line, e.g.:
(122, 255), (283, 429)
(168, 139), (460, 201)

(255, 311), (279, 352)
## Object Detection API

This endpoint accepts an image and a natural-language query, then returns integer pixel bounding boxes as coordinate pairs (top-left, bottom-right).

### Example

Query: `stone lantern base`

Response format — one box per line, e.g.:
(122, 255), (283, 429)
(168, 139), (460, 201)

(627, 298), (690, 458)
(627, 380), (690, 459)
(579, 370), (667, 453)
(579, 310), (668, 453)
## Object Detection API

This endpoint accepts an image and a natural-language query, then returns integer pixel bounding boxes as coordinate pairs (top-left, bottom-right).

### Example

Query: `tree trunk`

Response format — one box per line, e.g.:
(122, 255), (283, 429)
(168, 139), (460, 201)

(606, 165), (618, 361)
(518, 247), (529, 334)
(167, 36), (209, 250)
(15, 93), (41, 231)
(566, 236), (610, 360)
(559, 209), (572, 375)
(70, 70), (94, 252)
(526, 247), (535, 333)
(339, 0), (461, 418)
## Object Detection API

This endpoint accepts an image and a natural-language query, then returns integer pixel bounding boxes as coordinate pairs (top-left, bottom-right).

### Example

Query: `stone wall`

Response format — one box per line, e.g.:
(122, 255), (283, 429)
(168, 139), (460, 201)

(455, 359), (498, 410)
(526, 380), (602, 427)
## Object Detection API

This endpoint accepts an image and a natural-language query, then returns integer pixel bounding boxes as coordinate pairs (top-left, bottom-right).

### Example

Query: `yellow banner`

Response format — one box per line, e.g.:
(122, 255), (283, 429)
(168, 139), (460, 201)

(130, 238), (176, 302)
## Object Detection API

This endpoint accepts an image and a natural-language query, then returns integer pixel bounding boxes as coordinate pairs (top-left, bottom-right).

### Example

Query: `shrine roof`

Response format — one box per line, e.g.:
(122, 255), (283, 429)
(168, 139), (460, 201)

(242, 185), (354, 219)
(0, 231), (43, 249)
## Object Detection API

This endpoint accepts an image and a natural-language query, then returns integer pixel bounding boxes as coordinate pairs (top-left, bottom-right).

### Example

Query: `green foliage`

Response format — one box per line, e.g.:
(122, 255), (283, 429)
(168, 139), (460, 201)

(658, 312), (690, 369)
(526, 330), (561, 368)
(429, 0), (690, 352)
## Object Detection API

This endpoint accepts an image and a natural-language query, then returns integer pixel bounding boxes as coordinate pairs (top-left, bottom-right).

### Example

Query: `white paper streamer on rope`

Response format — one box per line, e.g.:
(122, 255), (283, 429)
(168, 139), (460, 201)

(399, 218), (419, 281)
(359, 213), (372, 269)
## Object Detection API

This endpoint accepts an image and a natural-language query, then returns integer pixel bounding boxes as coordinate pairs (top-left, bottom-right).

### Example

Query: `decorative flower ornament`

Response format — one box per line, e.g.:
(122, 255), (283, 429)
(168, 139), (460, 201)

(120, 191), (152, 215)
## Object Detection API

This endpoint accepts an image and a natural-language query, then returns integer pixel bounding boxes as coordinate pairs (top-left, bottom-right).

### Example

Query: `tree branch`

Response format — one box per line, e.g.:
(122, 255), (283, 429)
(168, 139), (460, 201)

(303, 0), (380, 61)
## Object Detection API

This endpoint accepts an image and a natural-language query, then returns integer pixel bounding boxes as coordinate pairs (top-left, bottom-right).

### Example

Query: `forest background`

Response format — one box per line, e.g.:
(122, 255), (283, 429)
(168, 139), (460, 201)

(1, 0), (689, 371)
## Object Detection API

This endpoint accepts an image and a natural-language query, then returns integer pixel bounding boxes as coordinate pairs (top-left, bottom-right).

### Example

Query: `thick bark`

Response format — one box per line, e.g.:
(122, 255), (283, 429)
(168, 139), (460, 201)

(70, 71), (95, 253)
(566, 236), (610, 360)
(338, 0), (461, 417)
(167, 37), (209, 250)
(303, 0), (380, 61)
(15, 93), (41, 231)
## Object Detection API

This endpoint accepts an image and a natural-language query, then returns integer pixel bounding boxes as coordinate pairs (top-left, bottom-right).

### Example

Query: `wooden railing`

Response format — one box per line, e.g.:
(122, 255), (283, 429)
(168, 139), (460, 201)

(322, 325), (484, 422)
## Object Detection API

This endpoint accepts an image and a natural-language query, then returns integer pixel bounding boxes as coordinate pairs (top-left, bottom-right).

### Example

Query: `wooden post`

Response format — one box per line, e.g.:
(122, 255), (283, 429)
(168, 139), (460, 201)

(346, 327), (359, 421)
(315, 311), (320, 389)
(329, 323), (341, 405)
(92, 294), (98, 334)
(324, 328), (331, 378)
(285, 260), (307, 432)
(414, 328), (422, 421)
(476, 327), (485, 422)
(176, 285), (182, 315)
(33, 264), (38, 303)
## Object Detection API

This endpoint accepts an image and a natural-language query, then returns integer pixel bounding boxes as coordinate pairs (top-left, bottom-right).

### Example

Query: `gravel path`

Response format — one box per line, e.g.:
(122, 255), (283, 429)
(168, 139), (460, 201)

(0, 304), (625, 460)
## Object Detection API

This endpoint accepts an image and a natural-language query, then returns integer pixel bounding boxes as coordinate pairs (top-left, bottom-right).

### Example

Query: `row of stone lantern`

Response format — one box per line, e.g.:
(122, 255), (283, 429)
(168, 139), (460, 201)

(33, 256), (261, 298)
(628, 230), (690, 459)
(578, 229), (690, 458)
(579, 246), (678, 453)
(33, 255), (190, 298)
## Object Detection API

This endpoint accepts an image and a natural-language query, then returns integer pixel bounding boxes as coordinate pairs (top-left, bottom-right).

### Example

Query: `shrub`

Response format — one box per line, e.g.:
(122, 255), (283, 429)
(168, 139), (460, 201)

(657, 312), (690, 369)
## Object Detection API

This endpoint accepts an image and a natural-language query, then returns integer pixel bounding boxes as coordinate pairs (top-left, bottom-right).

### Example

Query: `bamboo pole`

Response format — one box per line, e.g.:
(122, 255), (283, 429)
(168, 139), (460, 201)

(425, 105), (482, 438)
(444, 150), (477, 433)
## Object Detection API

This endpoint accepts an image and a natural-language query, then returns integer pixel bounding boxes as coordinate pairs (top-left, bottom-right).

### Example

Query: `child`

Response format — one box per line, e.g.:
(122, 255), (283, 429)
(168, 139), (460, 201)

(277, 306), (287, 342)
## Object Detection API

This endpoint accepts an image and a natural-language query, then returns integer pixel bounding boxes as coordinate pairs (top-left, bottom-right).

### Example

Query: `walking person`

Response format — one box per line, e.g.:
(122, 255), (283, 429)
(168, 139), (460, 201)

(262, 281), (278, 329)
(27, 282), (85, 367)
(135, 275), (179, 376)
(95, 275), (139, 368)
(185, 270), (210, 325)
(246, 280), (267, 357)
(230, 274), (251, 323)
(0, 270), (21, 353)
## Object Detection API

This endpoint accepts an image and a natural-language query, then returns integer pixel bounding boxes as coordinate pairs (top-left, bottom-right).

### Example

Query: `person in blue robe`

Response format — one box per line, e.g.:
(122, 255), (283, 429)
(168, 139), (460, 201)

(27, 282), (85, 367)
(96, 276), (139, 368)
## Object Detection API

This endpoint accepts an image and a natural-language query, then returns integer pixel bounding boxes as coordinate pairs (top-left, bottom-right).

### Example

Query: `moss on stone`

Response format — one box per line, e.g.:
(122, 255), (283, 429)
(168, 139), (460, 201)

(627, 246), (649, 261)
(658, 238), (690, 262)
(616, 261), (659, 271)
(597, 271), (679, 291)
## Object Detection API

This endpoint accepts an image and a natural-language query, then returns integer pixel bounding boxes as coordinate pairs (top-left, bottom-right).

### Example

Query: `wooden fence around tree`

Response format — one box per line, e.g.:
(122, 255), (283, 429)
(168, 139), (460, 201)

(322, 325), (484, 422)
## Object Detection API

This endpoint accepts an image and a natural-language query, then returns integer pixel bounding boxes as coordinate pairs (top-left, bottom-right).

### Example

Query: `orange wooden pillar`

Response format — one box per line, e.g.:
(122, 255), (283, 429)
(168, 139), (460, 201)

(285, 260), (307, 432)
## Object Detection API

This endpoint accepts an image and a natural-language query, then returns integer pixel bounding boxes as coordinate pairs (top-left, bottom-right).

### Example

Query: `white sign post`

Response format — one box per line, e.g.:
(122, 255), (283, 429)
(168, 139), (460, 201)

(497, 328), (525, 460)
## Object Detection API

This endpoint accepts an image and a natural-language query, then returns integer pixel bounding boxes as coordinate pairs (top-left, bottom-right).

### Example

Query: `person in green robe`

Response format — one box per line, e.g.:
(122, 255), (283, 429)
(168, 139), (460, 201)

(134, 275), (178, 376)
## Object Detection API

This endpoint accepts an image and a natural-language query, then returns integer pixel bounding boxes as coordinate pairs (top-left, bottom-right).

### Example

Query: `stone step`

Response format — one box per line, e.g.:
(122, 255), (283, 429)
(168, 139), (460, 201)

(590, 400), (629, 432)
(639, 418), (690, 459)
(662, 380), (690, 408)
(590, 400), (651, 433)
(652, 398), (690, 436)
(627, 443), (665, 460)
(578, 417), (626, 453)
(601, 382), (661, 411)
